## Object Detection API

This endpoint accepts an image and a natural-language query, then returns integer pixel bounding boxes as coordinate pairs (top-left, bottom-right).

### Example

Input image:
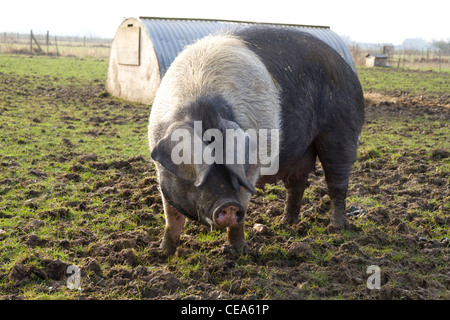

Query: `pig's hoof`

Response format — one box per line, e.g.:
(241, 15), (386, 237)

(230, 241), (248, 254)
(325, 225), (341, 234)
(326, 218), (350, 233)
(281, 214), (299, 225)
(160, 237), (178, 256)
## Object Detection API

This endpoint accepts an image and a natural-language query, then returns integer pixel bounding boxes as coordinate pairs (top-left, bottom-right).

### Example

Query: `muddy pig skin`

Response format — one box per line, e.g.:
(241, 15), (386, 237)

(148, 26), (364, 255)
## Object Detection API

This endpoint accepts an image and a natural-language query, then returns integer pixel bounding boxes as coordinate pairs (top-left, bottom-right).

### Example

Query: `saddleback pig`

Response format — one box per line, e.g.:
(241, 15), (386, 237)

(148, 26), (364, 255)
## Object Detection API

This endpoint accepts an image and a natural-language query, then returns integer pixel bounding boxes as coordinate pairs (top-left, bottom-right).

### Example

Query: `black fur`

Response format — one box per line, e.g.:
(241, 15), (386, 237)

(181, 94), (237, 133)
(233, 26), (364, 177)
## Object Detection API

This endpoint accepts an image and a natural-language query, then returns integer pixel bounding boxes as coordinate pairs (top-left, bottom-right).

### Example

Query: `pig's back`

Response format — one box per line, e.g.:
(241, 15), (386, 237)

(233, 26), (364, 169)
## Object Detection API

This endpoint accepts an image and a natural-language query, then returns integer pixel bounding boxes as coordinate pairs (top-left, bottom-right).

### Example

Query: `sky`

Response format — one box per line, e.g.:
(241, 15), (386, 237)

(0, 0), (448, 45)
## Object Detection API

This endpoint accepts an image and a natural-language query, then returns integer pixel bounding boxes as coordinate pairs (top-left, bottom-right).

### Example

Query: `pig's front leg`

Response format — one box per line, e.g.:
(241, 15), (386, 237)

(160, 196), (186, 255)
(227, 222), (247, 253)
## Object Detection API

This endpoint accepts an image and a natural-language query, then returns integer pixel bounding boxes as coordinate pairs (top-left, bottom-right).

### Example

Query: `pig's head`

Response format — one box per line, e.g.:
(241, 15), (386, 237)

(150, 101), (256, 230)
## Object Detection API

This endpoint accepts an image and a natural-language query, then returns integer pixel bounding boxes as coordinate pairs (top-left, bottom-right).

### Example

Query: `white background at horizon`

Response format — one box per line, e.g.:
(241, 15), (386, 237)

(0, 0), (449, 45)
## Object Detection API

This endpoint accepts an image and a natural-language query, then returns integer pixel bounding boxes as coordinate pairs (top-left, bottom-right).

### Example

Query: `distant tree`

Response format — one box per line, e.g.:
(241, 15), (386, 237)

(339, 35), (354, 47)
(431, 39), (450, 54)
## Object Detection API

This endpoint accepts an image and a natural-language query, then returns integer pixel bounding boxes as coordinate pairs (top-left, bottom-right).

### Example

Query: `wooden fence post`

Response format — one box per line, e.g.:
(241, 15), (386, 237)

(30, 30), (43, 54)
(54, 35), (59, 57)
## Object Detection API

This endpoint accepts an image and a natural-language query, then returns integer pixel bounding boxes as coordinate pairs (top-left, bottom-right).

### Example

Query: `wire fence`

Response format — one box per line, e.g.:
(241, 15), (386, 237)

(350, 44), (449, 71)
(0, 31), (112, 59)
(1, 30), (449, 71)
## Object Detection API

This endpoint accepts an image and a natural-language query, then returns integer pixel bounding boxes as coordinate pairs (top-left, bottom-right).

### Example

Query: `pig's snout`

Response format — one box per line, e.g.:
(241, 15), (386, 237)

(213, 201), (245, 228)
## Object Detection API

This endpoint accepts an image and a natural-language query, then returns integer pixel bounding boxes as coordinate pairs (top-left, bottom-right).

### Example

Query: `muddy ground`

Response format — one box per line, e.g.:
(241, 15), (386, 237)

(0, 69), (449, 300)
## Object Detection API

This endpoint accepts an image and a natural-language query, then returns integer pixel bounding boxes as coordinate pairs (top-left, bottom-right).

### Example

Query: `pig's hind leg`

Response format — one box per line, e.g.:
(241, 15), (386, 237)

(314, 133), (359, 230)
(282, 176), (308, 224)
(282, 146), (316, 224)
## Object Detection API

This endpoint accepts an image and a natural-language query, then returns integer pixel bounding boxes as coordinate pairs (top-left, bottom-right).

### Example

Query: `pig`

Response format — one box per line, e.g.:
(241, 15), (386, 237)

(148, 26), (364, 255)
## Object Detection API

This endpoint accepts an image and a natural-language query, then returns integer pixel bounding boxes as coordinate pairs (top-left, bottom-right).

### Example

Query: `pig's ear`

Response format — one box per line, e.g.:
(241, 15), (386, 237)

(151, 122), (196, 182)
(152, 138), (211, 186)
(220, 119), (255, 194)
(225, 162), (254, 193)
(151, 134), (193, 182)
(193, 162), (212, 187)
(151, 122), (212, 186)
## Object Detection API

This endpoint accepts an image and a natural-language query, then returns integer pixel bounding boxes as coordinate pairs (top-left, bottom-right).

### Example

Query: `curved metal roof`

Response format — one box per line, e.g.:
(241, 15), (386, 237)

(139, 17), (356, 76)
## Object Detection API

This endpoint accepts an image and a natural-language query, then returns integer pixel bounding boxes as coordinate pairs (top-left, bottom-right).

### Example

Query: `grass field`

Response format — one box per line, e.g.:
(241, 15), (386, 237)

(0, 34), (111, 59)
(357, 66), (450, 96)
(0, 54), (449, 300)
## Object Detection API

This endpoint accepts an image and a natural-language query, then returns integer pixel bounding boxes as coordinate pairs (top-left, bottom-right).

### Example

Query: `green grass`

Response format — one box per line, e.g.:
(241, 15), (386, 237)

(0, 53), (154, 297)
(357, 66), (450, 96)
(0, 54), (107, 82)
(0, 54), (449, 300)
